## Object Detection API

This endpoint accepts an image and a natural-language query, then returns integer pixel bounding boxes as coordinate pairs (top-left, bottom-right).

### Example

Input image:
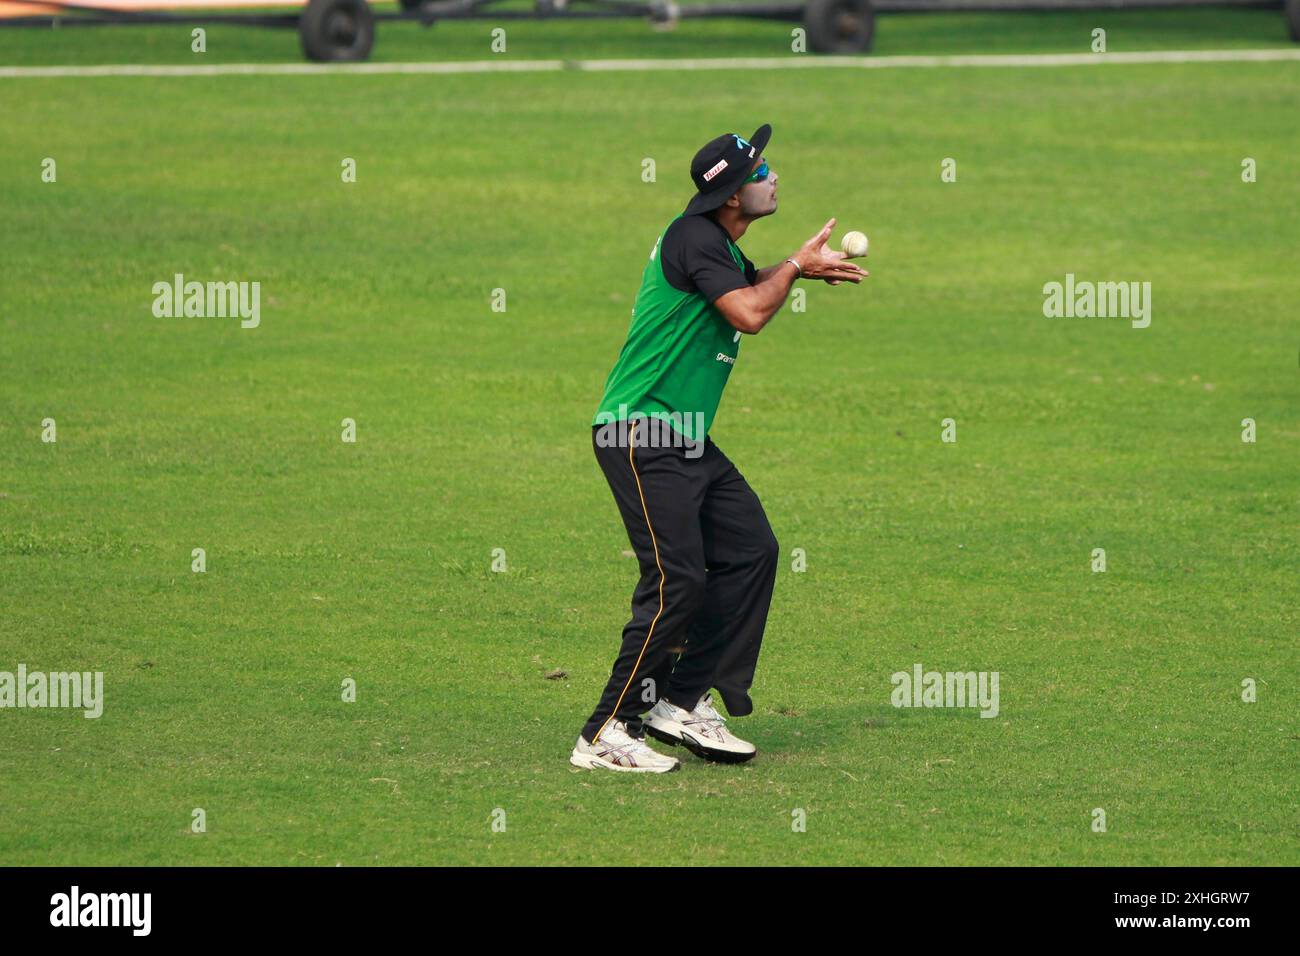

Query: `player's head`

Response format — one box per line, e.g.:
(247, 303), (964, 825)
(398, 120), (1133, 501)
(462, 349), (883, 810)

(683, 124), (775, 220)
(723, 153), (777, 220)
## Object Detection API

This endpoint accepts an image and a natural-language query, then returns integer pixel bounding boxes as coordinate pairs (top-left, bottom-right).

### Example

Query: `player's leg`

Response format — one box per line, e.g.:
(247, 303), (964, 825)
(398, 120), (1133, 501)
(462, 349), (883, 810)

(578, 419), (710, 750)
(670, 445), (779, 715)
(644, 444), (778, 762)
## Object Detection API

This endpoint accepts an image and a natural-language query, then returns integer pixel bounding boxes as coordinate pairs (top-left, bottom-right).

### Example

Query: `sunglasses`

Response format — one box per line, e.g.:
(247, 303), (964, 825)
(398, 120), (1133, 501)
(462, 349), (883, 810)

(743, 160), (771, 185)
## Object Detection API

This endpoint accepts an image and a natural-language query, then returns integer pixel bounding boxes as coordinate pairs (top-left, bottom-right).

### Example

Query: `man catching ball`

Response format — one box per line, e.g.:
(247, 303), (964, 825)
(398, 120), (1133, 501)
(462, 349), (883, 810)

(571, 123), (869, 773)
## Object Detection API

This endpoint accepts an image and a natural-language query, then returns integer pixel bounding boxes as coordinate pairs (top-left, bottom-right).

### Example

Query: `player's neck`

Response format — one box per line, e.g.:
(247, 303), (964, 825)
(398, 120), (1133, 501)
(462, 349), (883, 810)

(710, 208), (750, 243)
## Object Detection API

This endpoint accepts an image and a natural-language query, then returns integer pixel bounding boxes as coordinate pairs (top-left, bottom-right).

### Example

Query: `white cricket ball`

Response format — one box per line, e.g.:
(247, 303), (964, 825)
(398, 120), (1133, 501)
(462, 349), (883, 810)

(840, 230), (869, 258)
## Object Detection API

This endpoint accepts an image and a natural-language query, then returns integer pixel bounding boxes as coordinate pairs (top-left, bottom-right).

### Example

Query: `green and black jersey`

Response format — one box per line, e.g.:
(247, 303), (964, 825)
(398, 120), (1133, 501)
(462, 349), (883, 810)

(593, 212), (757, 441)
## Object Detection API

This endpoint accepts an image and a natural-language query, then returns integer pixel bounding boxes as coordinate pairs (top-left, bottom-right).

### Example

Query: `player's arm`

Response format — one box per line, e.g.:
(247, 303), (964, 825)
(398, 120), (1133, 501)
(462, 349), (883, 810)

(715, 218), (868, 335)
(752, 263), (795, 285)
(714, 266), (798, 336)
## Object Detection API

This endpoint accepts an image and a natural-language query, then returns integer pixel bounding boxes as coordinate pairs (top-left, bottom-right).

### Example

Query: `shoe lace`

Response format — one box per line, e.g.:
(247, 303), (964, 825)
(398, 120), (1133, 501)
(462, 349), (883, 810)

(690, 695), (728, 736)
(602, 721), (656, 758)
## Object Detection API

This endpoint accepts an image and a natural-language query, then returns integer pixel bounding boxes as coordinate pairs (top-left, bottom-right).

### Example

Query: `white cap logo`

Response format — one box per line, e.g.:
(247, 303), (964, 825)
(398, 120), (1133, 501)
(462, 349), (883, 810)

(702, 159), (729, 182)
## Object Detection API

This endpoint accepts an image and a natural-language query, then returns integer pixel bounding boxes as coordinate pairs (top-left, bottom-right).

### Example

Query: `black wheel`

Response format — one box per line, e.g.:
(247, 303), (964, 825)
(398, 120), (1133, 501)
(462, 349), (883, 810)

(299, 0), (375, 63)
(804, 0), (874, 55)
(1287, 0), (1300, 43)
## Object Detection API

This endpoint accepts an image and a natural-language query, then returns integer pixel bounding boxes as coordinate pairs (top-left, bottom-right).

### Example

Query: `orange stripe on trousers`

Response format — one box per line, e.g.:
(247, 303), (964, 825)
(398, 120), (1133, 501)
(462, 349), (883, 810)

(592, 420), (666, 744)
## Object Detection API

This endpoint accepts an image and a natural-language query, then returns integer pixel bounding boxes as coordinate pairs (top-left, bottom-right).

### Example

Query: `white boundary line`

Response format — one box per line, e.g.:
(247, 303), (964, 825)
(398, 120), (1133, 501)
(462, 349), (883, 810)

(1, 47), (1299, 78)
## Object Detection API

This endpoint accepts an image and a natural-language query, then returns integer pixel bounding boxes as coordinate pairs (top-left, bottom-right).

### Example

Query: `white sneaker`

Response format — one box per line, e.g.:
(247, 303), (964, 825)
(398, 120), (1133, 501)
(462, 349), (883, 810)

(569, 719), (681, 774)
(645, 692), (757, 763)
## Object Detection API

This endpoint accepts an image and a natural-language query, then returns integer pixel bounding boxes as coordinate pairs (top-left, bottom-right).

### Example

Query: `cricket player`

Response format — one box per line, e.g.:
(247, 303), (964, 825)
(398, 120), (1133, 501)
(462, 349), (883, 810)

(570, 124), (869, 773)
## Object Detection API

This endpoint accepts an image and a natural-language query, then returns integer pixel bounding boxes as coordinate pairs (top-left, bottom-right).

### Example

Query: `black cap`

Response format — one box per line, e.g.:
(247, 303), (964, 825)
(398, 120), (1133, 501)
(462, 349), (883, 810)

(683, 124), (772, 217)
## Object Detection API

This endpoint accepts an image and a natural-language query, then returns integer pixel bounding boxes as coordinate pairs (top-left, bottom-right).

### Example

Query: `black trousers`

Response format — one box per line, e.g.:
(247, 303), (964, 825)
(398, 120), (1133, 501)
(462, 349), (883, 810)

(582, 417), (779, 744)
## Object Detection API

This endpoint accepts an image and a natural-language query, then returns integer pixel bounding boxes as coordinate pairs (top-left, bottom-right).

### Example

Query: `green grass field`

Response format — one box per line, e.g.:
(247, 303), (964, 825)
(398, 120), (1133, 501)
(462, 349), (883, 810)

(1, 7), (1297, 865)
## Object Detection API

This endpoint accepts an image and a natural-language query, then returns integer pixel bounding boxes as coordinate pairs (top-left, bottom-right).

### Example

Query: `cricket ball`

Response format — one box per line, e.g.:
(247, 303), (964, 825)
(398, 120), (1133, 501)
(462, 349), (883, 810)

(840, 231), (869, 258)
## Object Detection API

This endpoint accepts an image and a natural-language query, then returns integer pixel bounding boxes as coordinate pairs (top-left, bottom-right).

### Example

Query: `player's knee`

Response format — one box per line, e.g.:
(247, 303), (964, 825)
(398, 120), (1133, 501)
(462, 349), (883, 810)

(677, 568), (708, 614)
